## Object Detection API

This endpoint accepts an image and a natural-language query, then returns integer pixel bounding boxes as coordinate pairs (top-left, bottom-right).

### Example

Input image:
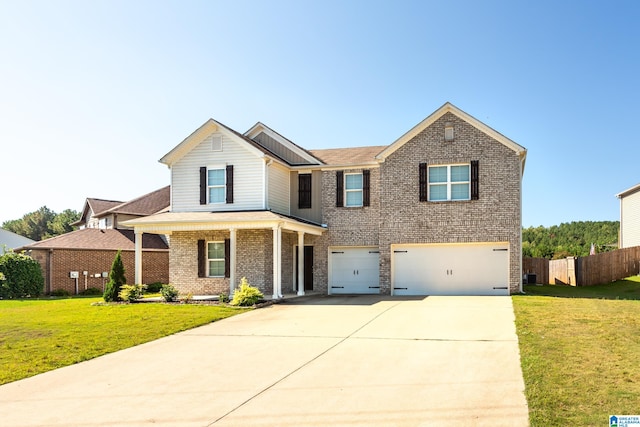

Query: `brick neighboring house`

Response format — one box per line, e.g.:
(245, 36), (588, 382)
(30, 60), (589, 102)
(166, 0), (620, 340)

(125, 103), (527, 297)
(19, 187), (170, 294)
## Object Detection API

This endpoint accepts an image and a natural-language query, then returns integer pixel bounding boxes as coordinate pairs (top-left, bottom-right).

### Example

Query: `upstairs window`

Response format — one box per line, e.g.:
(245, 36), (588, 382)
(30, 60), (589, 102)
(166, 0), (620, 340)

(345, 173), (363, 207)
(208, 168), (226, 204)
(428, 164), (470, 201)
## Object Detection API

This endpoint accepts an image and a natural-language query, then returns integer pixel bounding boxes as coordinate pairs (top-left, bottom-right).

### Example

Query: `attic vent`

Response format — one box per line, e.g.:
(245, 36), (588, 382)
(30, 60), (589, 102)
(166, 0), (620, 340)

(211, 135), (222, 151)
(444, 122), (454, 141)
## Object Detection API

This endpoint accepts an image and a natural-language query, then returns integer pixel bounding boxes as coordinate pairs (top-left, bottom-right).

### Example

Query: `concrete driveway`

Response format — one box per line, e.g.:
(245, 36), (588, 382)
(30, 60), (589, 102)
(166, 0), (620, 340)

(0, 296), (528, 426)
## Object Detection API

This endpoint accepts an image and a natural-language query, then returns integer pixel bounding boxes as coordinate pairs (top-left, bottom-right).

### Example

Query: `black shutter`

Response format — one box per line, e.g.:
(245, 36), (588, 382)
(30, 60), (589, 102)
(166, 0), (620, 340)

(419, 163), (428, 202)
(226, 165), (234, 204)
(471, 160), (479, 200)
(298, 174), (312, 209)
(362, 169), (370, 207)
(197, 240), (206, 278)
(224, 238), (230, 278)
(199, 167), (207, 205)
(336, 171), (344, 207)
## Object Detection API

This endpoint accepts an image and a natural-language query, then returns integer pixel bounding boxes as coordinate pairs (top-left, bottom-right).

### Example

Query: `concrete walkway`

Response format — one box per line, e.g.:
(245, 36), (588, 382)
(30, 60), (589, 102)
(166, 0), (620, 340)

(0, 296), (529, 426)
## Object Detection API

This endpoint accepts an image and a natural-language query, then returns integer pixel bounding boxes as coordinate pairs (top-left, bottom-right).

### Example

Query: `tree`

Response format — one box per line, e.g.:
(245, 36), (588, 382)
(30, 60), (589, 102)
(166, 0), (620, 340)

(0, 250), (44, 298)
(1, 206), (80, 241)
(522, 221), (619, 259)
(103, 250), (126, 302)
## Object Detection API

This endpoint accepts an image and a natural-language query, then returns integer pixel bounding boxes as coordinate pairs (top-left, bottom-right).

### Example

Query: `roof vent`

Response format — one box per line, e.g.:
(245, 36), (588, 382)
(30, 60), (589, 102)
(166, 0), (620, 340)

(444, 122), (454, 141)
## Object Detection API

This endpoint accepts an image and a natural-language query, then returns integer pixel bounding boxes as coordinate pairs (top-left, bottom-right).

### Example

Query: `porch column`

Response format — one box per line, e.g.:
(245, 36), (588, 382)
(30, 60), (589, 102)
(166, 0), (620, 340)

(229, 228), (236, 296)
(272, 225), (282, 300)
(297, 231), (305, 296)
(134, 230), (143, 285)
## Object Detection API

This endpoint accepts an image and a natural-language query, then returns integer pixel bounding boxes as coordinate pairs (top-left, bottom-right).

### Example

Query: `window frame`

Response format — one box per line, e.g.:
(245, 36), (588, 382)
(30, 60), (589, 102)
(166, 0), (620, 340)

(428, 163), (471, 202)
(207, 166), (226, 204)
(206, 241), (225, 277)
(344, 172), (363, 207)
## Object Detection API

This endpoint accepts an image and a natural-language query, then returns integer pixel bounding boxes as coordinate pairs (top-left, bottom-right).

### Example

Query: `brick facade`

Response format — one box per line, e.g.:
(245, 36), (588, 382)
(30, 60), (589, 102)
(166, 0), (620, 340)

(30, 248), (168, 295)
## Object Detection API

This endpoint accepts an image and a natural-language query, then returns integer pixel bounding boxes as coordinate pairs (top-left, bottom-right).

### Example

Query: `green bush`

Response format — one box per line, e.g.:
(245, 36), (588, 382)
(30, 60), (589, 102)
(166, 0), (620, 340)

(118, 284), (146, 303)
(160, 283), (178, 302)
(218, 292), (230, 303)
(0, 251), (44, 299)
(50, 289), (71, 297)
(230, 277), (263, 306)
(79, 287), (102, 296)
(145, 282), (163, 293)
(103, 250), (126, 302)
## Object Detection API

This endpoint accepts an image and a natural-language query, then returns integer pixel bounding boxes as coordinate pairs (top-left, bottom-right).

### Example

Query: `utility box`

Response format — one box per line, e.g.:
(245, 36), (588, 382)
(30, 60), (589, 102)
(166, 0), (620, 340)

(69, 271), (79, 279)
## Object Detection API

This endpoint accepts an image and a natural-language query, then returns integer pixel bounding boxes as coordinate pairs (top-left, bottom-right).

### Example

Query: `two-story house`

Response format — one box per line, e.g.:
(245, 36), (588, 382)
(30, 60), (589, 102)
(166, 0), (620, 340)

(125, 103), (527, 298)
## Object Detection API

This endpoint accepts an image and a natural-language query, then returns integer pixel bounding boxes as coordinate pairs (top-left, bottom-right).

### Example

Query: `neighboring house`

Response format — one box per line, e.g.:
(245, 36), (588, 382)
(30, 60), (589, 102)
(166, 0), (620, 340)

(18, 187), (170, 294)
(72, 186), (170, 230)
(616, 183), (640, 248)
(0, 228), (35, 251)
(125, 102), (527, 298)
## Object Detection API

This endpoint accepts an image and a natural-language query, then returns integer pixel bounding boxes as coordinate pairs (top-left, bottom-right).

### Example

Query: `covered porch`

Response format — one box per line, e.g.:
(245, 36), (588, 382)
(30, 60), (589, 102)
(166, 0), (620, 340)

(123, 211), (326, 299)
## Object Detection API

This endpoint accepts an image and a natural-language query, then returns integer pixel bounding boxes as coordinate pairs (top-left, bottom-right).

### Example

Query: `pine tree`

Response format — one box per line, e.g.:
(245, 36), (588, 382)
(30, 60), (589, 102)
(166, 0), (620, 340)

(103, 250), (126, 302)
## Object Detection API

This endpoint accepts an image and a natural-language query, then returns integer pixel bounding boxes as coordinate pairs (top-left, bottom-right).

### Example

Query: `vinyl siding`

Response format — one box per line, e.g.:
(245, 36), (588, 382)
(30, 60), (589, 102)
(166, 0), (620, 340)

(171, 131), (265, 212)
(290, 170), (322, 224)
(267, 162), (290, 215)
(621, 191), (640, 248)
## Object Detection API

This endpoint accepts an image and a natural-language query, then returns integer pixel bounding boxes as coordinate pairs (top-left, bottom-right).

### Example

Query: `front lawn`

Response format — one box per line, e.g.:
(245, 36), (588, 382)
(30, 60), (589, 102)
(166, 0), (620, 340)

(513, 277), (640, 426)
(0, 297), (249, 385)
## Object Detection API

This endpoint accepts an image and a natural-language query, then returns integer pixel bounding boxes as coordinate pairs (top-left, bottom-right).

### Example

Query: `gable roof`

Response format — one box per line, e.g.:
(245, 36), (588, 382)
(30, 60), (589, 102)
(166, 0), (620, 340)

(72, 198), (123, 226)
(160, 118), (291, 167)
(244, 122), (323, 166)
(97, 186), (170, 218)
(376, 102), (527, 170)
(17, 228), (168, 251)
(309, 146), (386, 167)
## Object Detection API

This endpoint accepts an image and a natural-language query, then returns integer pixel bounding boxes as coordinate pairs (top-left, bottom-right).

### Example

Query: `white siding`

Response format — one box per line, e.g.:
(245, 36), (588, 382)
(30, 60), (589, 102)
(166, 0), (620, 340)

(171, 131), (265, 212)
(267, 162), (290, 215)
(621, 191), (640, 248)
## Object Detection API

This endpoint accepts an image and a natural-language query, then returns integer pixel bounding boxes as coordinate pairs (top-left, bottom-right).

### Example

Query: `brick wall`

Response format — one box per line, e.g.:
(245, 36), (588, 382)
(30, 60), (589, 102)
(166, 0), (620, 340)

(30, 248), (168, 295)
(317, 112), (522, 295)
(169, 230), (303, 296)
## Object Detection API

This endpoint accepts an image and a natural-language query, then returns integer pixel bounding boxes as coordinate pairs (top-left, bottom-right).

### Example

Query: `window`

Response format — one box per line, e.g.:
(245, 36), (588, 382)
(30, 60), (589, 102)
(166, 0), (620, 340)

(207, 242), (225, 277)
(428, 164), (470, 201)
(345, 173), (363, 207)
(208, 168), (225, 203)
(298, 173), (312, 209)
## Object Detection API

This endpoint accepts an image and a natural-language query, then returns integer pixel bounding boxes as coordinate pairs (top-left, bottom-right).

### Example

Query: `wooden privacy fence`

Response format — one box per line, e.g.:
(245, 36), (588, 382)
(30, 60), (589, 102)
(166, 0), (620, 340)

(523, 246), (640, 286)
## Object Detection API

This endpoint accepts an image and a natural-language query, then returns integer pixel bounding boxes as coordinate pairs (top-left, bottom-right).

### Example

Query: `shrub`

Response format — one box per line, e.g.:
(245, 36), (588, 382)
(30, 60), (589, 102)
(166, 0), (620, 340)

(218, 292), (230, 303)
(145, 282), (163, 293)
(230, 277), (263, 306)
(0, 250), (44, 299)
(160, 283), (178, 302)
(49, 289), (70, 297)
(118, 284), (146, 303)
(79, 287), (102, 296)
(103, 250), (126, 302)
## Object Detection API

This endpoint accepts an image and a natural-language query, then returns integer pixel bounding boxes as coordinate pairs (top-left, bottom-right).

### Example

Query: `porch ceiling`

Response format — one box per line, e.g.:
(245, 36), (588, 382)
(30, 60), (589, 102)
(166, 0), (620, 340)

(121, 211), (326, 236)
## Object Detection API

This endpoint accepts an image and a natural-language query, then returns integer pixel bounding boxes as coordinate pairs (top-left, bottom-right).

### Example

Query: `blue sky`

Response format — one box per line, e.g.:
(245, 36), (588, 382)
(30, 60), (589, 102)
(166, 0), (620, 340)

(1, 0), (639, 227)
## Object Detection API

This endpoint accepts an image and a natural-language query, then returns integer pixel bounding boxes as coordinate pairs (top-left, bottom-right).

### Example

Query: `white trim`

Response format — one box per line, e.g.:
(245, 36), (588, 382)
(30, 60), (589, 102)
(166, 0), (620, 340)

(206, 241), (225, 278)
(427, 163), (471, 202)
(344, 172), (364, 207)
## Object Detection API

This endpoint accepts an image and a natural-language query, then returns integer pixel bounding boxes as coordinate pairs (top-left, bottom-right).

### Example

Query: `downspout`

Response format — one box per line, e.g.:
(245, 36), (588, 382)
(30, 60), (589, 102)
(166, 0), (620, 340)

(264, 159), (273, 210)
(518, 153), (525, 294)
(48, 249), (53, 294)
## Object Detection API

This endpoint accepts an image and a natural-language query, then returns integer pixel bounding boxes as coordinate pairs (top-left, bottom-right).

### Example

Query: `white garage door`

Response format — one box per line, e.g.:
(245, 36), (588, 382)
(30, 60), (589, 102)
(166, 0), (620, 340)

(329, 247), (380, 294)
(392, 243), (510, 296)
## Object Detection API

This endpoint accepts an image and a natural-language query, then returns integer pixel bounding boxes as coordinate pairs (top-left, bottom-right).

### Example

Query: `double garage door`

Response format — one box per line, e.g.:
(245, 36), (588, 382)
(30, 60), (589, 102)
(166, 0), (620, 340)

(329, 243), (510, 296)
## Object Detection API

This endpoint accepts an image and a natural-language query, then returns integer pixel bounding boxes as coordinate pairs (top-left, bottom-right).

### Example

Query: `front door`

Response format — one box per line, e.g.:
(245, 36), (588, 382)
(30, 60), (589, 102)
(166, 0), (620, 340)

(295, 246), (314, 291)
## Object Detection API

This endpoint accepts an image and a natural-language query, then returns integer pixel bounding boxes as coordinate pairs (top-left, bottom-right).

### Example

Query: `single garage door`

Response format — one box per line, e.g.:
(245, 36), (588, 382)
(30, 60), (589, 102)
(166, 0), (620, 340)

(392, 243), (509, 296)
(329, 247), (380, 294)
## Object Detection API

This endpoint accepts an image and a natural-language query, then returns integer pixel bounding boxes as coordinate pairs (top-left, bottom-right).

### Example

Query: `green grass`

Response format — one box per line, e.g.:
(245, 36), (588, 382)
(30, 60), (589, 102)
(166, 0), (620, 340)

(0, 297), (249, 385)
(513, 277), (640, 426)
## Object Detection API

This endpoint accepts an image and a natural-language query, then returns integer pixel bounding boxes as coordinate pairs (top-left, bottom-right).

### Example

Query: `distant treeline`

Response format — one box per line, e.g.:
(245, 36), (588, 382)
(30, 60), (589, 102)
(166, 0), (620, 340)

(522, 221), (619, 259)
